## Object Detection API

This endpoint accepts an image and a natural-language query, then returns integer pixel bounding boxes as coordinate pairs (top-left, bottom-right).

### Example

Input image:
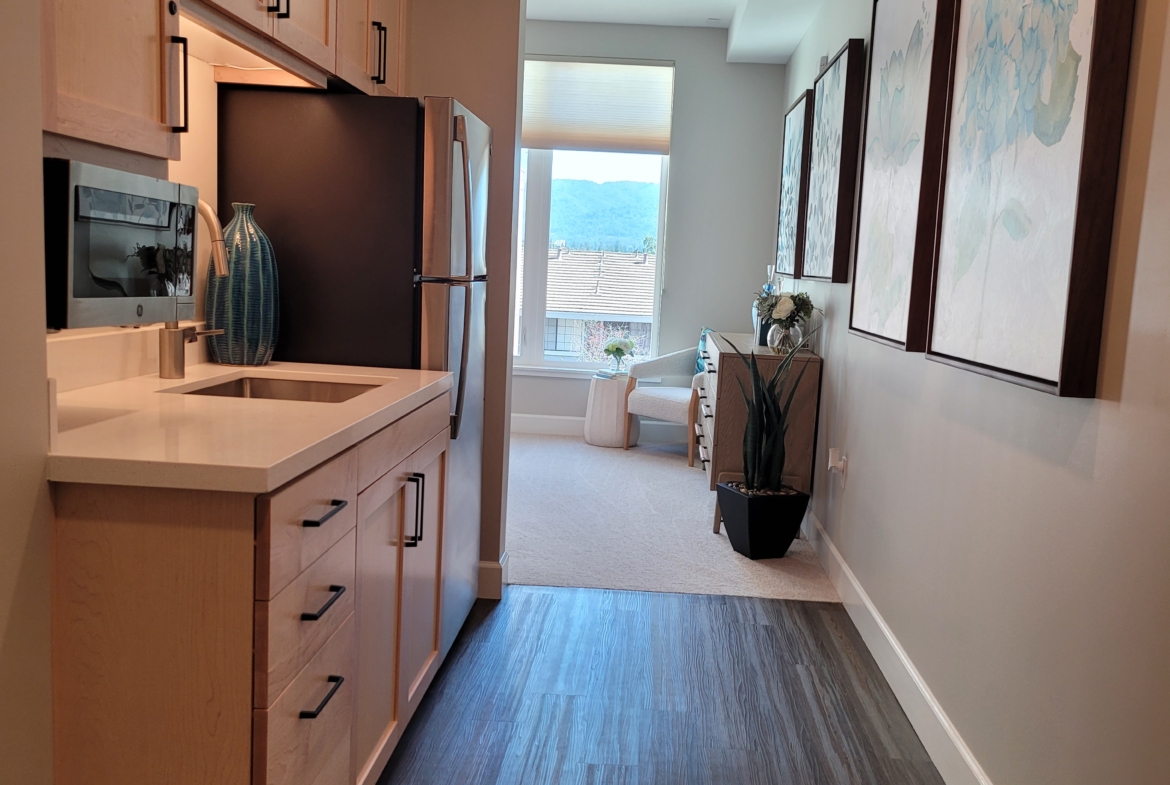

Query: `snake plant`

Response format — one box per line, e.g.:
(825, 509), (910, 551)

(730, 329), (817, 493)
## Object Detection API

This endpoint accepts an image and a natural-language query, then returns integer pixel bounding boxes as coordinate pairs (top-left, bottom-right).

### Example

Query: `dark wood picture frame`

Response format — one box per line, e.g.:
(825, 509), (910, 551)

(925, 0), (1137, 397)
(776, 91), (815, 279)
(802, 38), (867, 284)
(848, 0), (957, 352)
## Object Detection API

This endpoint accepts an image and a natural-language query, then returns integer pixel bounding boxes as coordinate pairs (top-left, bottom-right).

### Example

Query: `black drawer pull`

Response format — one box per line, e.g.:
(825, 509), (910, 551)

(303, 499), (347, 528)
(299, 675), (343, 719)
(301, 585), (346, 621)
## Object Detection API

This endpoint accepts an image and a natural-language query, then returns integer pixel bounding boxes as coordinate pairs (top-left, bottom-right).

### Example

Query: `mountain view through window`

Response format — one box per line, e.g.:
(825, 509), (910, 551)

(543, 150), (662, 363)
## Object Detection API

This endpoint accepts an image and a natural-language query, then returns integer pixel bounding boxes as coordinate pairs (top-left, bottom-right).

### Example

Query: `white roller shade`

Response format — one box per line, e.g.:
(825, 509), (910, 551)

(522, 60), (674, 154)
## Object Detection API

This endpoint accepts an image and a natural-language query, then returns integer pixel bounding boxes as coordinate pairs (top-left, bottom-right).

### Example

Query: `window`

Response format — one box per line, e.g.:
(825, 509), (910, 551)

(514, 59), (674, 370)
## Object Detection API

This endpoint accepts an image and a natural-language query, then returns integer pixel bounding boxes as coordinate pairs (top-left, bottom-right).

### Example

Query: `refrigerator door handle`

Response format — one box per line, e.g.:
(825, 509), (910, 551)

(454, 115), (474, 280)
(450, 279), (473, 440)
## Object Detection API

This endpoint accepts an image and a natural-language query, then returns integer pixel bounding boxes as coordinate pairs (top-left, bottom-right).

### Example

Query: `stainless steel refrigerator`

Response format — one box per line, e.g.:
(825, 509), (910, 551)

(219, 88), (490, 655)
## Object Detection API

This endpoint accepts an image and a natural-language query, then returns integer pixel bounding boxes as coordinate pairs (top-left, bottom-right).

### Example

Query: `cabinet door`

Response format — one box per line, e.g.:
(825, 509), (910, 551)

(336, 0), (376, 95)
(44, 0), (182, 159)
(206, 0), (275, 33)
(352, 468), (404, 785)
(370, 0), (401, 96)
(274, 0), (338, 72)
(398, 430), (447, 725)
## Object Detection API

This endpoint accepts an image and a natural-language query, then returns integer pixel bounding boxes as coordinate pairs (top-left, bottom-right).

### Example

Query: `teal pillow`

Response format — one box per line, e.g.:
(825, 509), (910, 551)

(695, 328), (713, 374)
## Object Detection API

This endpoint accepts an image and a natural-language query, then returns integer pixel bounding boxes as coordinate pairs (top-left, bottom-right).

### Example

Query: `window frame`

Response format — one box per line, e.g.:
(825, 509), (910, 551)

(513, 148), (670, 371)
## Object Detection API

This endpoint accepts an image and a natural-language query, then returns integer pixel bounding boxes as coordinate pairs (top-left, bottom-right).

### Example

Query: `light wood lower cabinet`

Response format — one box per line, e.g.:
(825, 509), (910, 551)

(398, 431), (446, 723)
(42, 0), (183, 159)
(254, 615), (356, 785)
(51, 391), (463, 785)
(352, 457), (407, 783)
(352, 426), (449, 785)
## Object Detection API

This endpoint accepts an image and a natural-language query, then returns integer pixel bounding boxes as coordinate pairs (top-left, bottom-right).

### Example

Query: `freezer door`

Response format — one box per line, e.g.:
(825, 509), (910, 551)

(419, 279), (485, 654)
(422, 97), (492, 278)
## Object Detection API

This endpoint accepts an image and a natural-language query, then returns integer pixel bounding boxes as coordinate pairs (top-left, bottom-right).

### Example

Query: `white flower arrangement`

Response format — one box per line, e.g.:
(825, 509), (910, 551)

(755, 290), (814, 329)
(603, 337), (635, 360)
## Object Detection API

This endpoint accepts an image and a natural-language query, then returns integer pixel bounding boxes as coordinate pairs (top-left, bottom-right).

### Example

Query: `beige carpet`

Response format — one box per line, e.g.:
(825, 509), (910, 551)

(506, 434), (840, 602)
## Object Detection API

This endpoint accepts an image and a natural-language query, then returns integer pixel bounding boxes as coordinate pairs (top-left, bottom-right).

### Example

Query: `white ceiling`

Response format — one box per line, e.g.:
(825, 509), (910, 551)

(525, 0), (822, 64)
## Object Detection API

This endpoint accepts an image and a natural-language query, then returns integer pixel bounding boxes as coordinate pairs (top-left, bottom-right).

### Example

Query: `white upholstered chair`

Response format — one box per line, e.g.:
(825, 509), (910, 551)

(622, 346), (702, 466)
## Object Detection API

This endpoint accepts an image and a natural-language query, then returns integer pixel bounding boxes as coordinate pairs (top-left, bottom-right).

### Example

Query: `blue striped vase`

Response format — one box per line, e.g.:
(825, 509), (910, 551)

(205, 203), (279, 365)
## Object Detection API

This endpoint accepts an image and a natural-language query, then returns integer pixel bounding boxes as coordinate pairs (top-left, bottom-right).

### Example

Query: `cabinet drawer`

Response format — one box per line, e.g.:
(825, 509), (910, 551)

(254, 614), (355, 785)
(256, 526), (357, 709)
(257, 449), (358, 600)
(357, 393), (450, 491)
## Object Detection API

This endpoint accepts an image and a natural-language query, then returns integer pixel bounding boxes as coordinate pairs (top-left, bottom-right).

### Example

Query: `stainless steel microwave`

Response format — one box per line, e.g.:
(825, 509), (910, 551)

(44, 159), (199, 329)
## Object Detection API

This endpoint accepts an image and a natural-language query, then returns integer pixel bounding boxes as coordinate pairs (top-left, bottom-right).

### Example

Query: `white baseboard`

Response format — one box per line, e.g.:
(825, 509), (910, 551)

(478, 551), (509, 600)
(803, 512), (993, 785)
(510, 413), (585, 436)
(510, 413), (688, 443)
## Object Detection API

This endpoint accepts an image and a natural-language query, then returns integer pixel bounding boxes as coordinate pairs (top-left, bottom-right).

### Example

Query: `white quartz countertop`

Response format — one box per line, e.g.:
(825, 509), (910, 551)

(48, 362), (453, 493)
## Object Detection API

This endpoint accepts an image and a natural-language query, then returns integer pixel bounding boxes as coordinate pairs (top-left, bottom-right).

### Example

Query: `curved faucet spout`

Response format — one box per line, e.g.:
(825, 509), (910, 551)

(197, 199), (229, 277)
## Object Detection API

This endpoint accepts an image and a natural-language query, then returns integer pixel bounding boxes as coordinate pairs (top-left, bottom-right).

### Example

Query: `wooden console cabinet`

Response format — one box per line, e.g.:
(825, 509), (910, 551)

(694, 332), (822, 493)
(51, 391), (457, 785)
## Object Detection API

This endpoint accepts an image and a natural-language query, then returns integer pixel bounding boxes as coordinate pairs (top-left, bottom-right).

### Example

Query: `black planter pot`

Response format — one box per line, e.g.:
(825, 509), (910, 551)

(716, 483), (810, 560)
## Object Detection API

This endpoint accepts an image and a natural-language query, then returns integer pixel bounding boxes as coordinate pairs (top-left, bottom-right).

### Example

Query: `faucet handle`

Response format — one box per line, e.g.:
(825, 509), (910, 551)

(183, 326), (225, 344)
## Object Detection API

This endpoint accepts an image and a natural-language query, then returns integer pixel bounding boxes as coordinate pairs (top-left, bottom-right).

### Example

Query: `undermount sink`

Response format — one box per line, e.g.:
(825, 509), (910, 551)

(183, 377), (381, 403)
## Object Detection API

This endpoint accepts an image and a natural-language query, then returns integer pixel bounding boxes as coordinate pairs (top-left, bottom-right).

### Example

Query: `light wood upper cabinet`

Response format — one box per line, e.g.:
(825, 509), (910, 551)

(336, 0), (402, 95)
(371, 0), (402, 96)
(336, 0), (376, 95)
(208, 0), (275, 33)
(274, 0), (338, 72)
(42, 0), (182, 159)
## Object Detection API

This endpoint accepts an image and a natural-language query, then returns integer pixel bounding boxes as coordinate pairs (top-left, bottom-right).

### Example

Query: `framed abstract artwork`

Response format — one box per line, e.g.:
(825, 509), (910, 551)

(776, 91), (814, 278)
(849, 0), (956, 351)
(803, 38), (866, 283)
(927, 0), (1137, 397)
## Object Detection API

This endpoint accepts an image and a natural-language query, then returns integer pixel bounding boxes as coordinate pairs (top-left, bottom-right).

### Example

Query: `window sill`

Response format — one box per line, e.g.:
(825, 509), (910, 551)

(512, 365), (603, 380)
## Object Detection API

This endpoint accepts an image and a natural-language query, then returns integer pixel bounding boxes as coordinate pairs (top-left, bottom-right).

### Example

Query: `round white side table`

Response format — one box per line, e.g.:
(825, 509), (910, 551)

(584, 375), (639, 448)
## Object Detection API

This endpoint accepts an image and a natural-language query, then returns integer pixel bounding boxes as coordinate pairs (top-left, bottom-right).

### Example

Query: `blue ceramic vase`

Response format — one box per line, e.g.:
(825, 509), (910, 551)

(205, 203), (279, 365)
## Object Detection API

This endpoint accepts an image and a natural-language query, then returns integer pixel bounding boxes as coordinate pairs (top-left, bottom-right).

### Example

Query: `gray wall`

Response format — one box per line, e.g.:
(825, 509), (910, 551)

(787, 1), (1170, 783)
(513, 22), (786, 419)
(0, 0), (53, 782)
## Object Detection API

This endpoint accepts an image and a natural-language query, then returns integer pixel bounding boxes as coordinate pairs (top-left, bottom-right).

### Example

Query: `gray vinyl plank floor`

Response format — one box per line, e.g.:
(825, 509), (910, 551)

(377, 586), (944, 785)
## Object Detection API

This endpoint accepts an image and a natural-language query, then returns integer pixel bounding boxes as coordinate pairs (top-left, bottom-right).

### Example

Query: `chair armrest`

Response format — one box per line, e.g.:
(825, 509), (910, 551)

(629, 346), (700, 379)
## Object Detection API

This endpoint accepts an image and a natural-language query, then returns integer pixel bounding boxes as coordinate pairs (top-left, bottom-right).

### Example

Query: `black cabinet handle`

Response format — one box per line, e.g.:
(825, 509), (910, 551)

(303, 499), (347, 528)
(299, 675), (343, 719)
(371, 22), (384, 83)
(405, 473), (426, 546)
(371, 21), (388, 84)
(379, 22), (389, 84)
(300, 585), (346, 621)
(170, 36), (188, 133)
(268, 0), (290, 18)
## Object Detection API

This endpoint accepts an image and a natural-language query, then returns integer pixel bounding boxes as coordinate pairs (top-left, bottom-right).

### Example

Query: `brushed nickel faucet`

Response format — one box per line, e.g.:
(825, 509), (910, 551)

(159, 200), (228, 379)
